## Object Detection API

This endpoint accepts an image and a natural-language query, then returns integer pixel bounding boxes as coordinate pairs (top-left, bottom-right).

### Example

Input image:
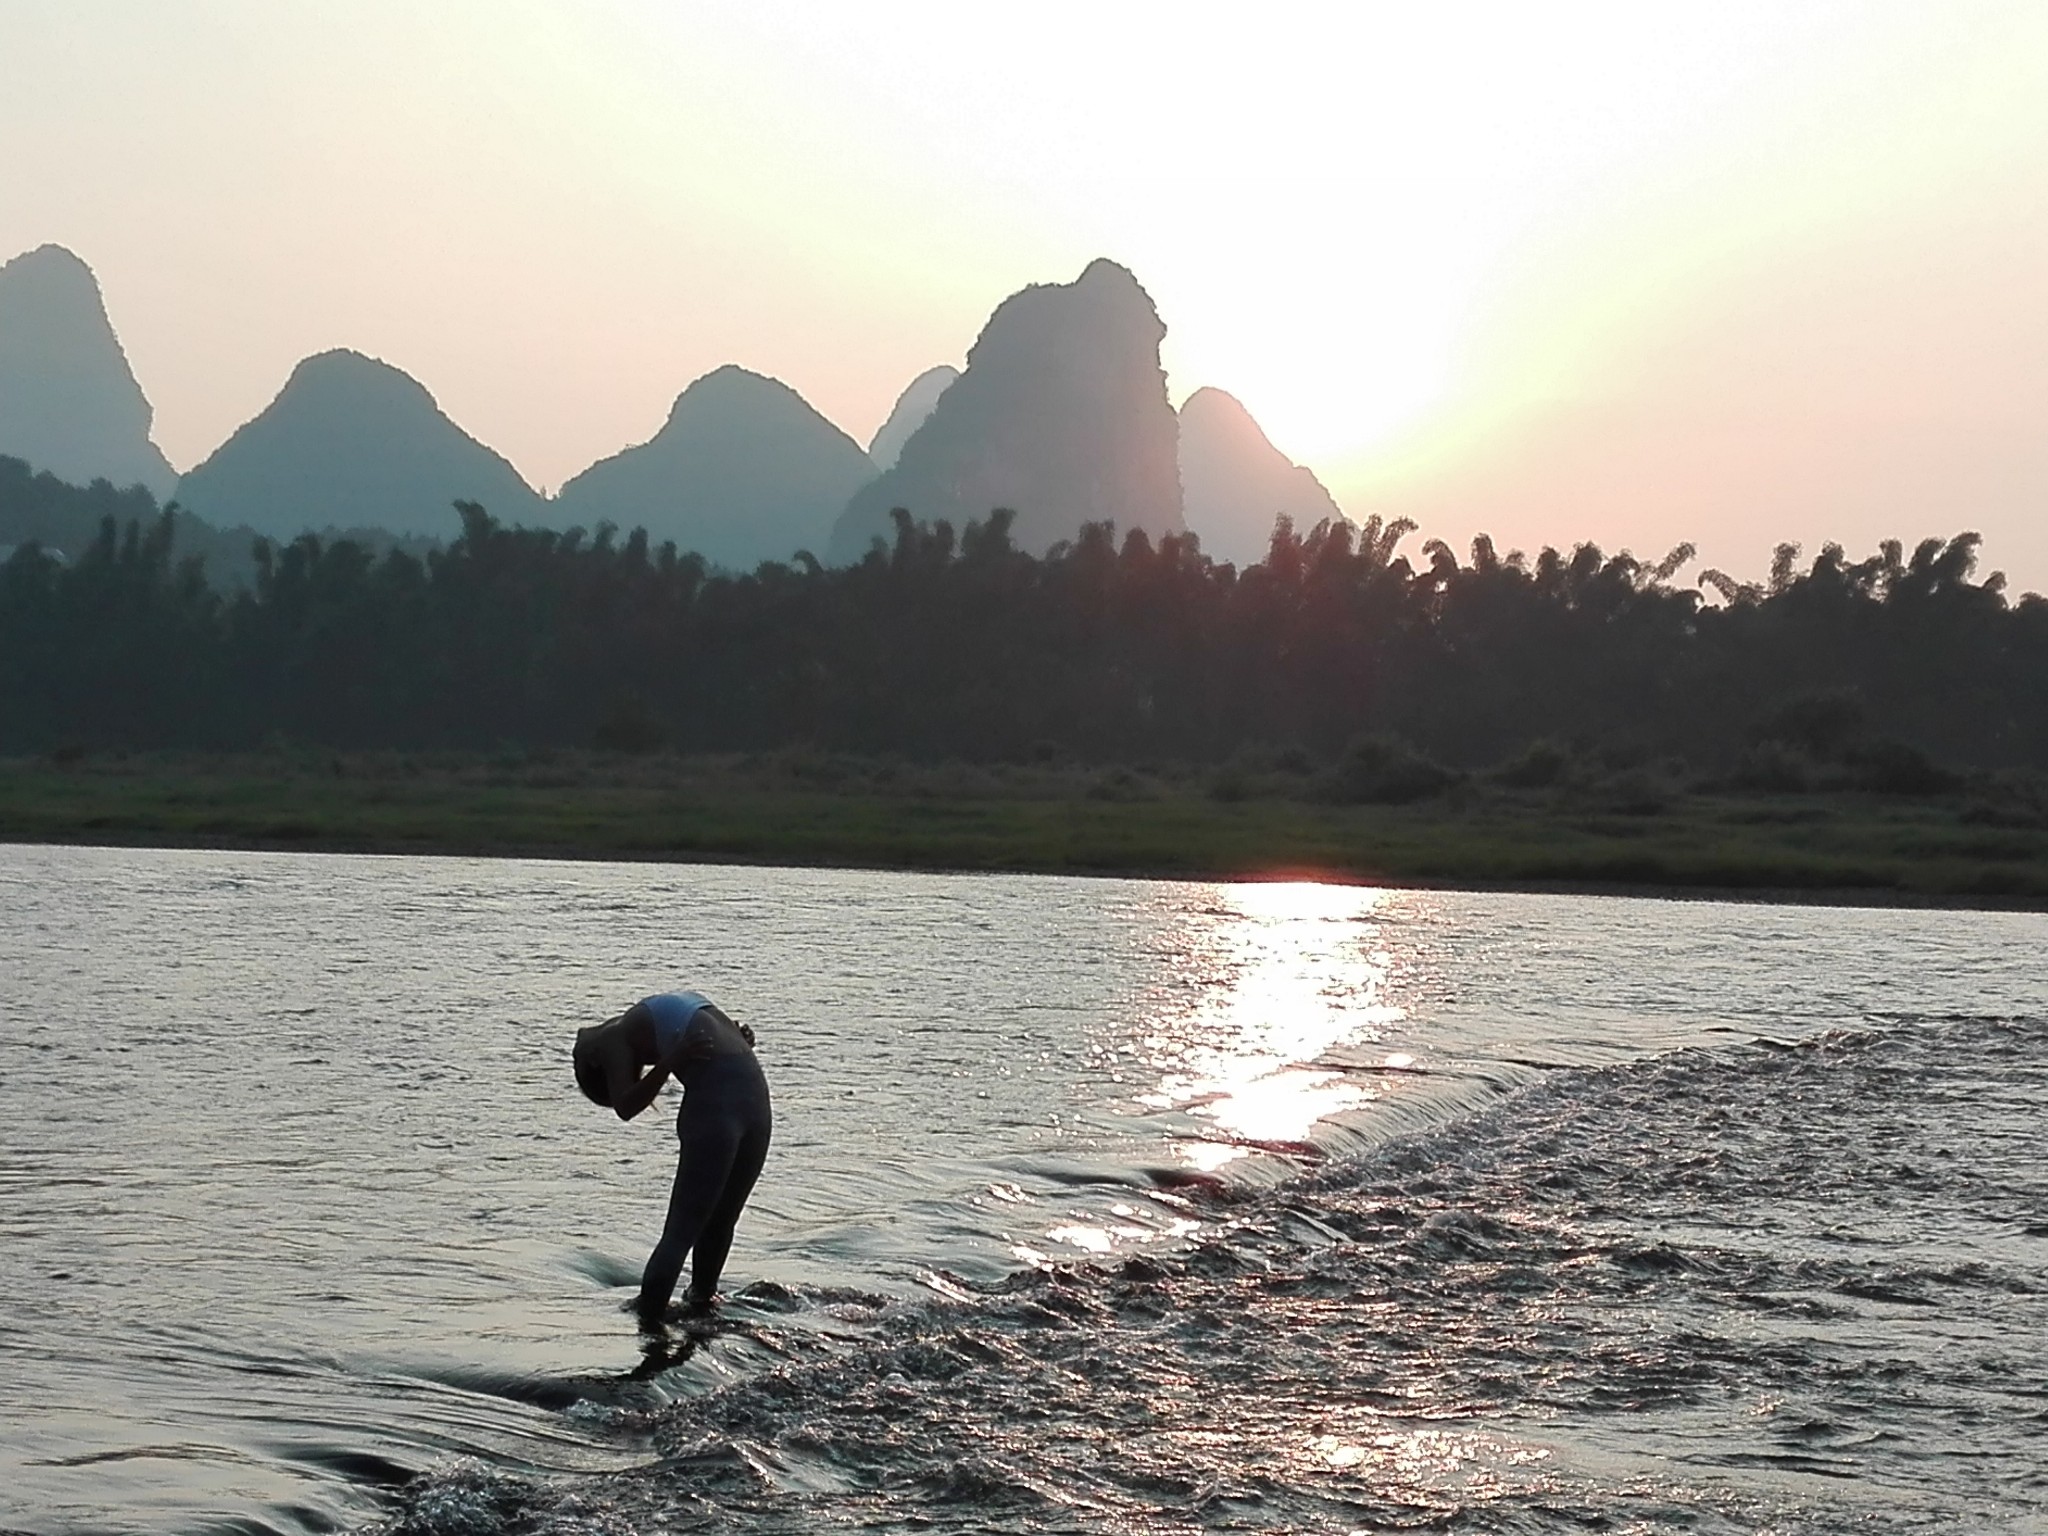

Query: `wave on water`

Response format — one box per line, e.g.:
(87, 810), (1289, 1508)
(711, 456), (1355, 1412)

(377, 1013), (2048, 1534)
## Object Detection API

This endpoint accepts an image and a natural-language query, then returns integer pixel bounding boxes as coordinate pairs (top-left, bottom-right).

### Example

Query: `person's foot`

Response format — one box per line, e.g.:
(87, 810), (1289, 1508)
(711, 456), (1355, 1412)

(629, 1293), (669, 1332)
(684, 1287), (718, 1316)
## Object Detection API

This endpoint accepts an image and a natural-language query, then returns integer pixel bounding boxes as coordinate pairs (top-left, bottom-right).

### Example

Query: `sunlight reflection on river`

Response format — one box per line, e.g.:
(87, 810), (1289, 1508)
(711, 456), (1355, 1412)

(1026, 881), (1417, 1260)
(1139, 881), (1407, 1172)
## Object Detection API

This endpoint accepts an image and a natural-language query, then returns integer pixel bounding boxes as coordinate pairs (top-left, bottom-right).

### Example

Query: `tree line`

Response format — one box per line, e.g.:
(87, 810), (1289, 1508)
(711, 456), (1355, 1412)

(2, 492), (2042, 781)
(0, 453), (435, 592)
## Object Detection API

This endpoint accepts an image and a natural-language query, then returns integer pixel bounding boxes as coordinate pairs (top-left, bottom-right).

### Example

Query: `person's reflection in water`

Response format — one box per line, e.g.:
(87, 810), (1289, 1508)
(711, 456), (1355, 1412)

(628, 1324), (708, 1381)
(573, 991), (772, 1330)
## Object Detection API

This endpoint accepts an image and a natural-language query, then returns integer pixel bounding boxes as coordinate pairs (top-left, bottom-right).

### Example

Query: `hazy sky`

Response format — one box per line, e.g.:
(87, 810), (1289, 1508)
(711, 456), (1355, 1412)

(5, 1), (2046, 587)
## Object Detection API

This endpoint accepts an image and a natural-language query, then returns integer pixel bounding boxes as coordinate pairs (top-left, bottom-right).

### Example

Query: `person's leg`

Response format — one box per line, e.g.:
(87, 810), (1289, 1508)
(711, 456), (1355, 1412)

(637, 1113), (739, 1323)
(687, 1122), (771, 1305)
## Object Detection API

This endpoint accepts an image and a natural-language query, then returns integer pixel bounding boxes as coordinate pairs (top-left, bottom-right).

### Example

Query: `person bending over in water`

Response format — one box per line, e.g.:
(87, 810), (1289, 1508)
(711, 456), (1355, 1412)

(573, 992), (771, 1326)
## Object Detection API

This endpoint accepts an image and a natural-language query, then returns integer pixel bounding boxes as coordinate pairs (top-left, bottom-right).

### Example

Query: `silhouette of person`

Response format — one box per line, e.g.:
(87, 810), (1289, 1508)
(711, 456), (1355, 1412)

(574, 991), (771, 1326)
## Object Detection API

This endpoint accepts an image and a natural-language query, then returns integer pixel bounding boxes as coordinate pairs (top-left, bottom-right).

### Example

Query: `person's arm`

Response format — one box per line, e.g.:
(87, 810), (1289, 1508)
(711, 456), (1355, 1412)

(602, 1008), (710, 1121)
(611, 1058), (673, 1121)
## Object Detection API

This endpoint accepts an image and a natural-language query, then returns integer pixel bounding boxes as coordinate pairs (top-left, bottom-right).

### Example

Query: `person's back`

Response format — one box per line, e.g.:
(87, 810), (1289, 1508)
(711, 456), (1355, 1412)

(648, 992), (759, 1072)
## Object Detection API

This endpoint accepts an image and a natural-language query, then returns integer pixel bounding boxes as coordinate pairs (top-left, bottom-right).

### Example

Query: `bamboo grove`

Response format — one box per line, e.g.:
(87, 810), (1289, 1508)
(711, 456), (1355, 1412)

(3, 495), (2043, 778)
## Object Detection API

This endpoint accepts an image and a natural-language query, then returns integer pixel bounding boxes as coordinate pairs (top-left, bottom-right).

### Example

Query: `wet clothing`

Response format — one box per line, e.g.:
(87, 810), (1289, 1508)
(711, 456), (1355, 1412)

(635, 993), (772, 1317)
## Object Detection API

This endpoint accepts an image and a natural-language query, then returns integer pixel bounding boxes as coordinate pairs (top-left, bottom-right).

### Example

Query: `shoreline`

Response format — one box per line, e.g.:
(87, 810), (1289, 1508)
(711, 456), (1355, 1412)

(6, 830), (2043, 918)
(4, 750), (2043, 913)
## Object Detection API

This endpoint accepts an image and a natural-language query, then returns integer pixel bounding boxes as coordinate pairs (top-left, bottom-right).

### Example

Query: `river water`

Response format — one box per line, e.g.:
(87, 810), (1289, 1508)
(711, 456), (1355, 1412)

(1, 845), (2042, 1535)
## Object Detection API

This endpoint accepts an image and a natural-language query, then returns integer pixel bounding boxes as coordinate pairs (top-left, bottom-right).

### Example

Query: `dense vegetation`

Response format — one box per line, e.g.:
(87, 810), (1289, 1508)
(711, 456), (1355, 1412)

(3, 492), (2043, 803)
(0, 453), (434, 592)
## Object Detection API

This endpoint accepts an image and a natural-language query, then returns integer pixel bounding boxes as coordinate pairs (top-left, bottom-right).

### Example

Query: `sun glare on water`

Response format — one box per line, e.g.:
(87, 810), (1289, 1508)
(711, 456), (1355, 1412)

(1129, 880), (1409, 1173)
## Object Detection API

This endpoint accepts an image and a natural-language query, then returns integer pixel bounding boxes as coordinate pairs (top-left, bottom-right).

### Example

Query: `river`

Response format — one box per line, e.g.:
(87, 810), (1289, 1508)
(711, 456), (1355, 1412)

(2, 845), (2041, 1533)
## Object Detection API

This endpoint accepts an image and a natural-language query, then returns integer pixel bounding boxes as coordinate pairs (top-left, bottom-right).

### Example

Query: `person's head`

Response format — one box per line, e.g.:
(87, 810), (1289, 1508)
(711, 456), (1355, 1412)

(572, 1027), (611, 1107)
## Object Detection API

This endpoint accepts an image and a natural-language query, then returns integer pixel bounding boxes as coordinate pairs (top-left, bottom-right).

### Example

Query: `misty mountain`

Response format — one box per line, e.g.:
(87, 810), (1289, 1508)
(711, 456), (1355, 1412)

(1176, 387), (1344, 566)
(552, 364), (875, 570)
(829, 259), (1184, 562)
(867, 364), (959, 470)
(0, 245), (177, 500)
(172, 349), (543, 540)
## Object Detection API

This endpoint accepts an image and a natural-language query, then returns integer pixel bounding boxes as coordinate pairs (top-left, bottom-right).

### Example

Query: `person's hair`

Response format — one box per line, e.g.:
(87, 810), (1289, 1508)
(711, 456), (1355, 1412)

(572, 1032), (611, 1107)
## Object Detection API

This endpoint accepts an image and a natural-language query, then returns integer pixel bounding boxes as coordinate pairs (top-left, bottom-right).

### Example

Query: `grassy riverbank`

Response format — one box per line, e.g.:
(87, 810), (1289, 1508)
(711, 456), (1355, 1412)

(3, 749), (2045, 905)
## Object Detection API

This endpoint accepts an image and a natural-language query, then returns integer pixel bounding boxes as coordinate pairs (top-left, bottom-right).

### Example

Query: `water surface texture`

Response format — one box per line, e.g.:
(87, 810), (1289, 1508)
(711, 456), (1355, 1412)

(1, 846), (2041, 1534)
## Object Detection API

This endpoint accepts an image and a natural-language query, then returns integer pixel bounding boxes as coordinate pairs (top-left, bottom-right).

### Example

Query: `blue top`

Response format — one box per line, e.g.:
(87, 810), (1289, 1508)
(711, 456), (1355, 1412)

(642, 991), (712, 1058)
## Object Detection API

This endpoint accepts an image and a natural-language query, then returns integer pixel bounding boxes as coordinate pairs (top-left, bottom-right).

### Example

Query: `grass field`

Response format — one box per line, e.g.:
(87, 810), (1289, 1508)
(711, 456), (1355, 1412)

(3, 748), (2045, 906)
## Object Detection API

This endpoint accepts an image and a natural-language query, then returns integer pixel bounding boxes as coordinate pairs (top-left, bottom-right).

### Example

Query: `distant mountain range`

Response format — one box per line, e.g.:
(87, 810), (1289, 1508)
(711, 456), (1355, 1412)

(846, 367), (1345, 568)
(866, 365), (960, 472)
(0, 245), (176, 500)
(0, 245), (1347, 569)
(1176, 387), (1343, 567)
(173, 348), (546, 540)
(832, 259), (1185, 562)
(554, 364), (874, 569)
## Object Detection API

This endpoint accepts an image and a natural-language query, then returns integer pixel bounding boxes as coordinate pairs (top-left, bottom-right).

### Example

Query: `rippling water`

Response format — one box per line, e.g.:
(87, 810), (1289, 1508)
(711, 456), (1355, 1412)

(2, 845), (2042, 1534)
